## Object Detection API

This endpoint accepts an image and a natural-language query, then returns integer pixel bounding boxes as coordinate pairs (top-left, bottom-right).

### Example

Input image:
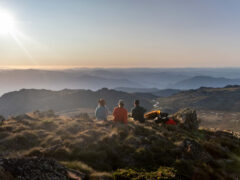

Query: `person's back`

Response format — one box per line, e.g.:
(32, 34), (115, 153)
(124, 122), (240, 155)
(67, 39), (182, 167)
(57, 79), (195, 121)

(131, 100), (146, 123)
(113, 100), (128, 124)
(95, 99), (108, 120)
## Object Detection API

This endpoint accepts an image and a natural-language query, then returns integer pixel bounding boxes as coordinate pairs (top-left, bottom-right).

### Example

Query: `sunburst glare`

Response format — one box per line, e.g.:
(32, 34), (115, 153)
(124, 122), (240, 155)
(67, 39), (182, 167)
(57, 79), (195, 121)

(0, 9), (15, 34)
(0, 8), (39, 66)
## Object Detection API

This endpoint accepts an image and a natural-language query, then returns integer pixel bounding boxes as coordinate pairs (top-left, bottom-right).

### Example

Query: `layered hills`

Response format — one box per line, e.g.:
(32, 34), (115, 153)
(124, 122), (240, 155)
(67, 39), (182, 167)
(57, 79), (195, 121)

(2, 68), (240, 96)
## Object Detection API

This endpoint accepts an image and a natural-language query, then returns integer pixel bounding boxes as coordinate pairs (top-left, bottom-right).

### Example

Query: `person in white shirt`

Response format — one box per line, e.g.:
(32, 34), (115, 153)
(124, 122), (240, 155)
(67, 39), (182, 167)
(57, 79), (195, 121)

(95, 98), (108, 121)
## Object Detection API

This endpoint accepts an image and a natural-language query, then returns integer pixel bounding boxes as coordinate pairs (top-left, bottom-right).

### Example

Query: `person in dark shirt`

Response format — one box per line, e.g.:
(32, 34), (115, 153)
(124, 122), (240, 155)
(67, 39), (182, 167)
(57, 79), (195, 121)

(131, 100), (146, 123)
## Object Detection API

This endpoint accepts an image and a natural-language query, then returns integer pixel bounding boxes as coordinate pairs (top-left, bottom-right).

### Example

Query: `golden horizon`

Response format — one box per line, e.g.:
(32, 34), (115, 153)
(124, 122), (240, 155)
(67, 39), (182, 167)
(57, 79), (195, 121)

(0, 65), (240, 70)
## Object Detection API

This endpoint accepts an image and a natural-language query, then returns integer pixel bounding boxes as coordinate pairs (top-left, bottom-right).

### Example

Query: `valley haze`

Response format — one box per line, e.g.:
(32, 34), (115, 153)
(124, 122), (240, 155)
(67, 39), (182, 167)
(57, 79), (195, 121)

(1, 68), (240, 95)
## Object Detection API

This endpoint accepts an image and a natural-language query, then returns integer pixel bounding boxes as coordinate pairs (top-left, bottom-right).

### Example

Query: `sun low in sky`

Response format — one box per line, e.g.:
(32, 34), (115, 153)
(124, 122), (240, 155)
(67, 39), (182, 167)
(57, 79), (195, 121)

(1, 0), (240, 69)
(0, 9), (16, 35)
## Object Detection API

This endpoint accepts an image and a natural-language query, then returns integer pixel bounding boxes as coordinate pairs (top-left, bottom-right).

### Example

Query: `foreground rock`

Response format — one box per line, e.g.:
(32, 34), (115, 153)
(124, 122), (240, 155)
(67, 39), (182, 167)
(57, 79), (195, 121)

(0, 157), (84, 180)
(174, 108), (199, 130)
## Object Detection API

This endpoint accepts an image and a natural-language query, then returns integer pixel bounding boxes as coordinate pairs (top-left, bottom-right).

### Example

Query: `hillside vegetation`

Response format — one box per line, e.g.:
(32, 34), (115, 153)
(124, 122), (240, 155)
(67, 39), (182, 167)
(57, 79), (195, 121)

(0, 110), (239, 179)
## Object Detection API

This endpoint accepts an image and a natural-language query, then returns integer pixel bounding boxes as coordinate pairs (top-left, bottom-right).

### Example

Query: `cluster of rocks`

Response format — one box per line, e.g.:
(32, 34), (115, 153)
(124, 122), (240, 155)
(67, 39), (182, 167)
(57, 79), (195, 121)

(0, 157), (83, 180)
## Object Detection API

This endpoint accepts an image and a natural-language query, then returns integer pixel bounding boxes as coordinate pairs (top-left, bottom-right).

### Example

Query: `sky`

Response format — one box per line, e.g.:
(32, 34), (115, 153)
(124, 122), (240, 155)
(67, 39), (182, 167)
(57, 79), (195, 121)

(0, 0), (240, 68)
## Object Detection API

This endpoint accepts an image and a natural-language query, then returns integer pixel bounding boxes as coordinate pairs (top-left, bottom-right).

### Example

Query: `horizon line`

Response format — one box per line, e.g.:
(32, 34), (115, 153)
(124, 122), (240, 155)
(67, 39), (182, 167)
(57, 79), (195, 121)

(1, 66), (240, 70)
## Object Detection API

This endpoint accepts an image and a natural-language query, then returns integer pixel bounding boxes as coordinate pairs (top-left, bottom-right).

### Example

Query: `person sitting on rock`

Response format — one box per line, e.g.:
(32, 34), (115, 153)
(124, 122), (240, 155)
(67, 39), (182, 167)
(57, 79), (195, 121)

(95, 98), (108, 121)
(113, 100), (128, 124)
(131, 100), (146, 123)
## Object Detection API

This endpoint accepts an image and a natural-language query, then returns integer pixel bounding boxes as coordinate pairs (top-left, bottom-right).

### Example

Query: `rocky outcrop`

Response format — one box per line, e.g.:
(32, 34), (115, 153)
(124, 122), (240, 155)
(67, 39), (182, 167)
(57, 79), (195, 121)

(0, 157), (84, 180)
(174, 108), (200, 130)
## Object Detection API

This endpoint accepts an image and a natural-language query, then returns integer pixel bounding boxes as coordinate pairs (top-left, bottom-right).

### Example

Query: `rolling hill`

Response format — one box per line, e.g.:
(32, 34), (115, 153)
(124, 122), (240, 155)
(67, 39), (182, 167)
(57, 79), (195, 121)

(0, 88), (153, 116)
(156, 85), (240, 113)
(115, 87), (181, 97)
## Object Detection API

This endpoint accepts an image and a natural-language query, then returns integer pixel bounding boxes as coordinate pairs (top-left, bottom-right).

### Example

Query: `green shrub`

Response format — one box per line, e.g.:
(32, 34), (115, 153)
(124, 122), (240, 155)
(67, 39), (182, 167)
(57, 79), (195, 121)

(61, 161), (94, 174)
(113, 167), (176, 180)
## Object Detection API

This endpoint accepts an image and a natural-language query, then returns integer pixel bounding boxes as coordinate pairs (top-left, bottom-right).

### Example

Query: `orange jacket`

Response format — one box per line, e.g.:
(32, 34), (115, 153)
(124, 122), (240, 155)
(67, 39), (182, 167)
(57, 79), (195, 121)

(113, 107), (128, 124)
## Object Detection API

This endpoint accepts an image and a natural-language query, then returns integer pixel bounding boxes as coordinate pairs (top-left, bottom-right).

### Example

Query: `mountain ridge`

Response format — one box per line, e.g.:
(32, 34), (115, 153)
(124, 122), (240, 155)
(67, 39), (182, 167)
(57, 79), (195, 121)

(172, 76), (240, 89)
(115, 87), (181, 97)
(0, 88), (153, 116)
(156, 85), (240, 113)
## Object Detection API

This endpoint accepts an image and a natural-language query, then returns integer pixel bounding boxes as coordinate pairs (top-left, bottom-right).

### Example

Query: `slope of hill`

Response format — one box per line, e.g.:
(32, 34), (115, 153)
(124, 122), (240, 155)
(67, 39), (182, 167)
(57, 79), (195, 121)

(155, 86), (240, 131)
(0, 111), (239, 179)
(115, 87), (181, 97)
(172, 76), (240, 89)
(131, 92), (158, 100)
(0, 88), (153, 116)
(115, 87), (160, 93)
(156, 86), (240, 113)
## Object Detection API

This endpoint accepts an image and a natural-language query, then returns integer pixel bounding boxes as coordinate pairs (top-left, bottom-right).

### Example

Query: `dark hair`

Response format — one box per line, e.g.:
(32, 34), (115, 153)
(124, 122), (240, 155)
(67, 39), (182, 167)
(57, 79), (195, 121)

(135, 100), (140, 105)
(98, 98), (105, 106)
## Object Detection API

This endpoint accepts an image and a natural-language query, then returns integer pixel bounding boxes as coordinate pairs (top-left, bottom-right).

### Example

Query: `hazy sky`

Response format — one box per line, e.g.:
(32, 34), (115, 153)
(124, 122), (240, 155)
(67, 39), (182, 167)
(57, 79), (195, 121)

(0, 0), (240, 68)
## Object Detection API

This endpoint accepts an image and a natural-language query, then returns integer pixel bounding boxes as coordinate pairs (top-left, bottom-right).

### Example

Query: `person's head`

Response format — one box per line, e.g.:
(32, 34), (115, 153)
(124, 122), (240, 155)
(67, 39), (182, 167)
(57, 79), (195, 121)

(134, 99), (140, 106)
(98, 98), (105, 106)
(118, 99), (124, 107)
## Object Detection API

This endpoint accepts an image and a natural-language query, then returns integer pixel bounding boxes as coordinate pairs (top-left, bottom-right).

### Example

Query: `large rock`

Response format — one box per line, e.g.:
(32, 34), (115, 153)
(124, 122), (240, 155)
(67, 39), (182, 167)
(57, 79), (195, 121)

(173, 108), (199, 130)
(0, 157), (84, 180)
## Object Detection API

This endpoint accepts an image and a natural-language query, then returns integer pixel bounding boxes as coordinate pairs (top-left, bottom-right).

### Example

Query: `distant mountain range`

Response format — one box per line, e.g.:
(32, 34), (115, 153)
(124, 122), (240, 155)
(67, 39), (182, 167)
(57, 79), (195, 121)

(0, 69), (188, 95)
(156, 85), (240, 113)
(171, 76), (240, 89)
(0, 69), (143, 95)
(0, 68), (240, 95)
(0, 88), (153, 116)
